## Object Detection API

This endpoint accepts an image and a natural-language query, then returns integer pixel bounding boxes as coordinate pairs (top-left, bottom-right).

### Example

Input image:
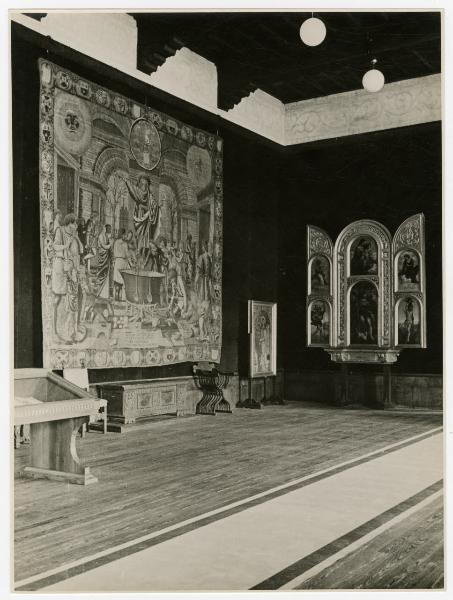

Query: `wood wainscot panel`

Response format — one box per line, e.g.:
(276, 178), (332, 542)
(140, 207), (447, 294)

(285, 370), (338, 405)
(262, 371), (285, 405)
(224, 374), (239, 411)
(392, 374), (442, 409)
(251, 378), (265, 403)
(264, 376), (274, 401)
(238, 371), (285, 409)
(285, 370), (442, 410)
(276, 370), (285, 399)
(239, 378), (249, 404)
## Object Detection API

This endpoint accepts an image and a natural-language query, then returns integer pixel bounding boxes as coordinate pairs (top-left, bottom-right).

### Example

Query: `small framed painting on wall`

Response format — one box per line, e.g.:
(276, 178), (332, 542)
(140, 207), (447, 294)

(248, 300), (277, 378)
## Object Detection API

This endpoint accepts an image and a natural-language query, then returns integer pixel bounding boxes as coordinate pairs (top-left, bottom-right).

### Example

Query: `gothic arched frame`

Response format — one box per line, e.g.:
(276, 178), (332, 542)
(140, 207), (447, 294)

(306, 225), (333, 348)
(307, 214), (426, 360)
(334, 220), (392, 349)
(393, 214), (426, 348)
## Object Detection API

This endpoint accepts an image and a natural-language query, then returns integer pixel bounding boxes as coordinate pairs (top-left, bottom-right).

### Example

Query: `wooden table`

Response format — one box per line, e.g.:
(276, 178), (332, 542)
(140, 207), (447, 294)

(14, 369), (107, 485)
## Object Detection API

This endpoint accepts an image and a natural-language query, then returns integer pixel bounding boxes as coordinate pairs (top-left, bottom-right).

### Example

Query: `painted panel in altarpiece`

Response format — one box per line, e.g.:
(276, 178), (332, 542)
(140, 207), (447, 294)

(393, 213), (426, 348)
(306, 225), (333, 347)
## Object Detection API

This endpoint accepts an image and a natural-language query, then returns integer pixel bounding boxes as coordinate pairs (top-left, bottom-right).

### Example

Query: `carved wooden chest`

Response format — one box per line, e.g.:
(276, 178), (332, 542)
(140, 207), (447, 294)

(94, 376), (200, 428)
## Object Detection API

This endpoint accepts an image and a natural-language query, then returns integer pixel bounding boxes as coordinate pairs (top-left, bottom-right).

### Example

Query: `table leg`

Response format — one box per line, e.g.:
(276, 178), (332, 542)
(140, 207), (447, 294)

(22, 416), (98, 485)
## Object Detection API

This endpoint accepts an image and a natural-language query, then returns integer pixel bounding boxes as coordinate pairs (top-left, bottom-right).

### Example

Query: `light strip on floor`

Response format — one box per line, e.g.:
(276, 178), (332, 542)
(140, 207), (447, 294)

(15, 426), (443, 590)
(279, 488), (443, 589)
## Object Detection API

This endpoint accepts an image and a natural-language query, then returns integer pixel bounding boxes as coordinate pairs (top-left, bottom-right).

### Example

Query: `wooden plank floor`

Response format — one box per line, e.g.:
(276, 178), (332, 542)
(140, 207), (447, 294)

(297, 494), (444, 589)
(14, 402), (442, 581)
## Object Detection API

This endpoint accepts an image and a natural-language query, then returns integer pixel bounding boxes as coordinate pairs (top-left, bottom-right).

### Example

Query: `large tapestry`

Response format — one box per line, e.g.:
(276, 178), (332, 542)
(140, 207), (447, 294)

(38, 60), (223, 369)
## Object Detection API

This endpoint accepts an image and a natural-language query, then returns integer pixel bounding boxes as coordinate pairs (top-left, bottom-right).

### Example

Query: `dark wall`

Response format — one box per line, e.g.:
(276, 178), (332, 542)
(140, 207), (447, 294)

(12, 22), (442, 380)
(279, 122), (442, 374)
(12, 22), (283, 378)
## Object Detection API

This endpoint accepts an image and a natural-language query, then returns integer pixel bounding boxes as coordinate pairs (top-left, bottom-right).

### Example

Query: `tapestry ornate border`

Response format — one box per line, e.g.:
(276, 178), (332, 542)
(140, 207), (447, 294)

(38, 59), (223, 369)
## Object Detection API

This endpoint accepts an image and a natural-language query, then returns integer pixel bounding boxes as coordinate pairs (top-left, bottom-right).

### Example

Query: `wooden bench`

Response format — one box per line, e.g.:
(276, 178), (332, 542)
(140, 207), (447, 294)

(14, 369), (107, 485)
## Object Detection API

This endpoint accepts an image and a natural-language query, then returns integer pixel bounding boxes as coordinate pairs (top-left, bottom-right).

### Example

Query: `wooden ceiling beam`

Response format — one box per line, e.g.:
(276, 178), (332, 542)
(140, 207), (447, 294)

(23, 12), (47, 21)
(207, 32), (247, 57)
(163, 44), (179, 56)
(344, 12), (364, 29)
(319, 70), (352, 92)
(281, 73), (330, 101)
(274, 32), (439, 79)
(134, 12), (440, 104)
(412, 48), (434, 71)
(258, 22), (295, 50)
(171, 36), (185, 49)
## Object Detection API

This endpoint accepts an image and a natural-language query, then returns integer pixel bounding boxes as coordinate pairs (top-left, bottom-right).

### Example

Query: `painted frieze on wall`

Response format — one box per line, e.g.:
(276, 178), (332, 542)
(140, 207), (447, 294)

(286, 74), (441, 146)
(38, 59), (223, 369)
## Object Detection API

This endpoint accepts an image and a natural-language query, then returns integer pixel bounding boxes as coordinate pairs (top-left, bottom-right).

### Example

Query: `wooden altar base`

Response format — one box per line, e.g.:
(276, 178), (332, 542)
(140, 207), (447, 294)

(337, 363), (394, 409)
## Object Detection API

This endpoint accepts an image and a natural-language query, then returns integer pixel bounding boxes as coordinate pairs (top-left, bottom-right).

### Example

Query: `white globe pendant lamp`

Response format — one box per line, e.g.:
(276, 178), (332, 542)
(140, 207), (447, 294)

(300, 17), (326, 47)
(362, 59), (385, 93)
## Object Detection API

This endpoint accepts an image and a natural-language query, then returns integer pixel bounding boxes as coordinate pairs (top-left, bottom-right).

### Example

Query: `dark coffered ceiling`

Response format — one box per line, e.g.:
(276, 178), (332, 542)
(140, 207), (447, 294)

(131, 11), (441, 110)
